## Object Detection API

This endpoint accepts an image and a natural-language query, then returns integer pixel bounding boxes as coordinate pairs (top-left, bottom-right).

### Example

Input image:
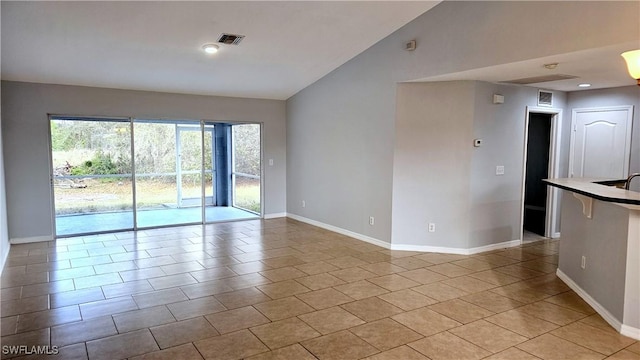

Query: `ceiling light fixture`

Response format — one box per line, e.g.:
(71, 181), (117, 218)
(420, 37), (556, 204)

(202, 44), (219, 54)
(621, 49), (640, 86)
(543, 63), (559, 70)
(578, 83), (591, 88)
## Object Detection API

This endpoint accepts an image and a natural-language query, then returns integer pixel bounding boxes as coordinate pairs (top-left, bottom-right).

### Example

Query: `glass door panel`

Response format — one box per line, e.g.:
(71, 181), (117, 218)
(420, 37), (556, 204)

(50, 117), (133, 236)
(203, 126), (215, 206)
(134, 120), (202, 228)
(177, 125), (204, 207)
(231, 124), (261, 214)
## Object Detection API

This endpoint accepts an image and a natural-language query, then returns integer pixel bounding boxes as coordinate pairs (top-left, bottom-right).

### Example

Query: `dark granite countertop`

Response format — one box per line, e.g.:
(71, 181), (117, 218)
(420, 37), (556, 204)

(544, 178), (640, 206)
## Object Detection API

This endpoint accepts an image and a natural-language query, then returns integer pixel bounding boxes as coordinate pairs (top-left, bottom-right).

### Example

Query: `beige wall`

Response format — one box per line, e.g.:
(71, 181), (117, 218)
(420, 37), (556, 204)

(392, 81), (474, 249)
(558, 192), (634, 327)
(1, 81), (287, 241)
(392, 81), (568, 251)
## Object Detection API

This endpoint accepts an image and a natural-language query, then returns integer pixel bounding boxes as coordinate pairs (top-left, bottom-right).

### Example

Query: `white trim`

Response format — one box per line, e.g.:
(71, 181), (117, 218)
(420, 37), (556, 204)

(391, 239), (520, 255)
(10, 235), (54, 244)
(287, 213), (391, 249)
(552, 231), (561, 239)
(464, 239), (521, 255)
(264, 212), (287, 219)
(390, 243), (467, 254)
(621, 325), (640, 341)
(556, 268), (640, 340)
(521, 107), (562, 242)
(287, 213), (519, 255)
(47, 115), (57, 240)
(0, 242), (10, 275)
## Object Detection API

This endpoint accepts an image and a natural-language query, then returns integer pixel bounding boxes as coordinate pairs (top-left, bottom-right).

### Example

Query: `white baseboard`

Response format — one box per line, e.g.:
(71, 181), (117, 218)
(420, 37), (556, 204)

(556, 268), (640, 340)
(621, 324), (640, 340)
(287, 213), (520, 255)
(390, 243), (468, 254)
(10, 235), (53, 244)
(286, 213), (392, 249)
(0, 242), (10, 276)
(467, 239), (521, 254)
(264, 212), (287, 219)
(552, 231), (561, 239)
(390, 239), (520, 255)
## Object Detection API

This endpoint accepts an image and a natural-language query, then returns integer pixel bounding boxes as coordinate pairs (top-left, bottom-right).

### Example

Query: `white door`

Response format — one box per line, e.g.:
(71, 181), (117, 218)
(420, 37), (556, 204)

(569, 106), (633, 179)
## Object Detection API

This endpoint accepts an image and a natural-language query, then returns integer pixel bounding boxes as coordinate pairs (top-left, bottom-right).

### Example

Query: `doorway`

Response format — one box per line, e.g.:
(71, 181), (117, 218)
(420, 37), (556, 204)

(524, 113), (552, 236)
(521, 107), (562, 241)
(177, 124), (215, 208)
(133, 119), (205, 228)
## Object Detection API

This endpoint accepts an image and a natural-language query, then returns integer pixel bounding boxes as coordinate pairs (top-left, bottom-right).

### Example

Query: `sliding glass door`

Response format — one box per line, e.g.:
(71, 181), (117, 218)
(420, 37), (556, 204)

(50, 117), (133, 236)
(134, 120), (203, 228)
(50, 117), (261, 237)
(232, 124), (261, 214)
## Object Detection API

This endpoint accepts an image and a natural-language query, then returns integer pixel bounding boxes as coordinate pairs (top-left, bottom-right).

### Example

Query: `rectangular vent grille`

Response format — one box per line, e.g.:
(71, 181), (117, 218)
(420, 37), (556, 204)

(217, 33), (245, 45)
(538, 90), (553, 106)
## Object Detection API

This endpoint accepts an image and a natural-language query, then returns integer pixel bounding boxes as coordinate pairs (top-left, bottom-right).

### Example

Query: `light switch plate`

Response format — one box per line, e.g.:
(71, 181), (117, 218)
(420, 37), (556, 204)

(496, 165), (505, 175)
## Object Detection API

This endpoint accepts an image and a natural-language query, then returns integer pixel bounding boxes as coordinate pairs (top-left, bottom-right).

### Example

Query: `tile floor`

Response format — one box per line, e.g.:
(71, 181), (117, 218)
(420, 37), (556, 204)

(1, 218), (638, 360)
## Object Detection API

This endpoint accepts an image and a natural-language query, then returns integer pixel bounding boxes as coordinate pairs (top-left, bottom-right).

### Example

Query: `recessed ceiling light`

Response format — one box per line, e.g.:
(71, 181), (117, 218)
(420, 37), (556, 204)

(202, 44), (219, 54)
(578, 83), (591, 88)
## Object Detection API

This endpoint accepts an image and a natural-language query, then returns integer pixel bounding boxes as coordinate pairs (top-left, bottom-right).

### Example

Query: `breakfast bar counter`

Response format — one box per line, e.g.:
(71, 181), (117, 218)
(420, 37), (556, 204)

(544, 178), (640, 340)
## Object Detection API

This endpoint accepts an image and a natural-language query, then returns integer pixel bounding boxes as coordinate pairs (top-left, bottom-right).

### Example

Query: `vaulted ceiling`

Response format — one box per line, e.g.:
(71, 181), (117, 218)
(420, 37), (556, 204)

(2, 2), (637, 100)
(1, 1), (438, 100)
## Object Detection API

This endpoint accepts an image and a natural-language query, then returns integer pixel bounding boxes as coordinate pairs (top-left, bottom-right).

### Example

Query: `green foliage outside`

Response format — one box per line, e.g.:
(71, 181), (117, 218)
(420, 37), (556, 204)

(51, 119), (261, 215)
(70, 151), (130, 176)
(233, 124), (261, 176)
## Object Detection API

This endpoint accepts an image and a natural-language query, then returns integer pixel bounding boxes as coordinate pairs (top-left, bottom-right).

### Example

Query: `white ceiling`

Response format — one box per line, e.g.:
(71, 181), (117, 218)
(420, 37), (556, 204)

(1, 1), (438, 100)
(2, 1), (637, 100)
(412, 42), (640, 92)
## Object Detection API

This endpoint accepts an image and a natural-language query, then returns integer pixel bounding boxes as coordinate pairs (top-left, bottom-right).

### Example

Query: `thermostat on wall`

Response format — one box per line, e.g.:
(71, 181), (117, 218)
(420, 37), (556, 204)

(474, 139), (483, 147)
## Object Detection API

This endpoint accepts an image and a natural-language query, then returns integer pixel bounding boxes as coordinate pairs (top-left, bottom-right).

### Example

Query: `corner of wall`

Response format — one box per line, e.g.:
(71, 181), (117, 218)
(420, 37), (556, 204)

(0, 83), (11, 274)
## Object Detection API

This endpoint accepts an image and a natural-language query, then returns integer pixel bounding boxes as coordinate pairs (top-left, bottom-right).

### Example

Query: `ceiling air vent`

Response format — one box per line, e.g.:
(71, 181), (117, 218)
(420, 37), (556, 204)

(217, 33), (245, 45)
(538, 90), (553, 107)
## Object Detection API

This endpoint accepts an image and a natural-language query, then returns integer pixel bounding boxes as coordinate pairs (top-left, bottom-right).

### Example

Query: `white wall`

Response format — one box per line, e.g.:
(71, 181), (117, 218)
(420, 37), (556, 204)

(287, 1), (634, 246)
(1, 81), (287, 242)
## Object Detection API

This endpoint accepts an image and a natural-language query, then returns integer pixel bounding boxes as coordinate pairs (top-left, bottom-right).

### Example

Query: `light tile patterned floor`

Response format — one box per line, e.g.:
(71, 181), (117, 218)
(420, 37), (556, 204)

(1, 219), (638, 359)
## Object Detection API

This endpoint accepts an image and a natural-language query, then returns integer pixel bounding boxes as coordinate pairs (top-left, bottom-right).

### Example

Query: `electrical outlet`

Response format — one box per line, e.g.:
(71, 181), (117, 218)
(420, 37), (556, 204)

(428, 223), (436, 232)
(302, 200), (306, 208)
(581, 256), (586, 269)
(268, 159), (274, 166)
(369, 217), (375, 226)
